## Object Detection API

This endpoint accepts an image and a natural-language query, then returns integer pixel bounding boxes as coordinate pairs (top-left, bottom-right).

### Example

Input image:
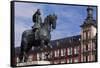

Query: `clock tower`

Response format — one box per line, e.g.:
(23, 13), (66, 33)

(80, 6), (97, 62)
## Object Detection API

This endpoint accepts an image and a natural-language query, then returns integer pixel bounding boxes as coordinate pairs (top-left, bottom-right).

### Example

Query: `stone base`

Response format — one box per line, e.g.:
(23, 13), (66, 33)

(16, 61), (50, 66)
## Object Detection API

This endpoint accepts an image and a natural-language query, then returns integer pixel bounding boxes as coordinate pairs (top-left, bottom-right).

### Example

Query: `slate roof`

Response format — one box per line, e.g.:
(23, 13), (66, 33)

(15, 35), (81, 56)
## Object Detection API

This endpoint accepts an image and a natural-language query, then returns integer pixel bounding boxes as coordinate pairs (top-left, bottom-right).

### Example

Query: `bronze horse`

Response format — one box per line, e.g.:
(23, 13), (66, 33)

(19, 14), (57, 62)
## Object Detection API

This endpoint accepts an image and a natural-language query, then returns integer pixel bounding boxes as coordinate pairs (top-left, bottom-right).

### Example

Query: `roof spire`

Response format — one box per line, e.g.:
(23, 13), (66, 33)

(80, 6), (97, 28)
(87, 6), (93, 20)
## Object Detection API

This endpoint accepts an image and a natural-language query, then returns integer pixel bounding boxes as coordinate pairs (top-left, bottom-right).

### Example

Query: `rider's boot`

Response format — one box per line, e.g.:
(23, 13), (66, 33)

(35, 29), (39, 40)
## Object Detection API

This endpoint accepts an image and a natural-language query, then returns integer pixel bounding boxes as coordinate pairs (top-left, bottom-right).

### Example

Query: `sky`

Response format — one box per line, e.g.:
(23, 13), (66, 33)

(14, 2), (97, 47)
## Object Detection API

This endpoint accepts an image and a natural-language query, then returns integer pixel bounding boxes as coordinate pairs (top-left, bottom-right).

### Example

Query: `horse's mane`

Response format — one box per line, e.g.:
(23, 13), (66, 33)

(42, 14), (56, 28)
(40, 15), (50, 29)
(44, 15), (52, 24)
(44, 15), (49, 23)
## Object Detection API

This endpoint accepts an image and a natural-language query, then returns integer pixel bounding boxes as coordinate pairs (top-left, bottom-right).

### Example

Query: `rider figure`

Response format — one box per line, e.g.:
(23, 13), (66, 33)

(32, 9), (42, 40)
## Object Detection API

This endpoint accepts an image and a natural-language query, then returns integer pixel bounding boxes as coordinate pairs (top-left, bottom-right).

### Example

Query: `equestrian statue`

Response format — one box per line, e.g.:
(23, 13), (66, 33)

(19, 9), (57, 62)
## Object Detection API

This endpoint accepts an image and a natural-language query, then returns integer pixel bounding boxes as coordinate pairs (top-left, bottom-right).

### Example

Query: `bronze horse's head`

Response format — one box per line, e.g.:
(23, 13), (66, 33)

(43, 13), (57, 31)
(49, 13), (57, 30)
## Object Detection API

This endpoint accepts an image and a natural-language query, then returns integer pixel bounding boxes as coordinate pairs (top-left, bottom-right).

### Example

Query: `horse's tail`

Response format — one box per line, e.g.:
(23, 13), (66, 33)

(19, 31), (26, 62)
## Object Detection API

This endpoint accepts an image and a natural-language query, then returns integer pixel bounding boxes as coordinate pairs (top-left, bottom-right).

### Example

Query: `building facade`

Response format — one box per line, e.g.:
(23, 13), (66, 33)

(80, 6), (97, 62)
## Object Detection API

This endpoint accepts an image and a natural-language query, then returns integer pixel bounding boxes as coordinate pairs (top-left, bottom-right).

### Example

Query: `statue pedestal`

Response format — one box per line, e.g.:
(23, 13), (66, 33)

(16, 61), (50, 66)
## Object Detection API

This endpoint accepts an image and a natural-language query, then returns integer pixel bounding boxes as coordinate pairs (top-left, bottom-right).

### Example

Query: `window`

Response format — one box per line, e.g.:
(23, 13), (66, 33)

(83, 56), (86, 62)
(86, 44), (88, 51)
(64, 48), (66, 56)
(61, 59), (66, 63)
(54, 61), (57, 64)
(83, 30), (90, 40)
(55, 49), (59, 57)
(55, 50), (57, 57)
(84, 45), (86, 52)
(50, 51), (53, 58)
(67, 58), (72, 63)
(54, 60), (59, 64)
(44, 52), (47, 59)
(16, 57), (19, 63)
(88, 43), (91, 51)
(74, 47), (77, 54)
(92, 42), (96, 50)
(61, 48), (66, 56)
(81, 32), (83, 40)
(88, 55), (90, 62)
(37, 53), (40, 60)
(39, 53), (42, 60)
(86, 32), (88, 39)
(74, 57), (79, 62)
(92, 54), (96, 61)
(42, 52), (45, 60)
(67, 48), (70, 55)
(67, 48), (72, 55)
(88, 31), (90, 39)
(83, 32), (86, 40)
(81, 44), (83, 53)
(61, 49), (64, 56)
(74, 47), (79, 54)
(57, 49), (59, 57)
(81, 55), (83, 62)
